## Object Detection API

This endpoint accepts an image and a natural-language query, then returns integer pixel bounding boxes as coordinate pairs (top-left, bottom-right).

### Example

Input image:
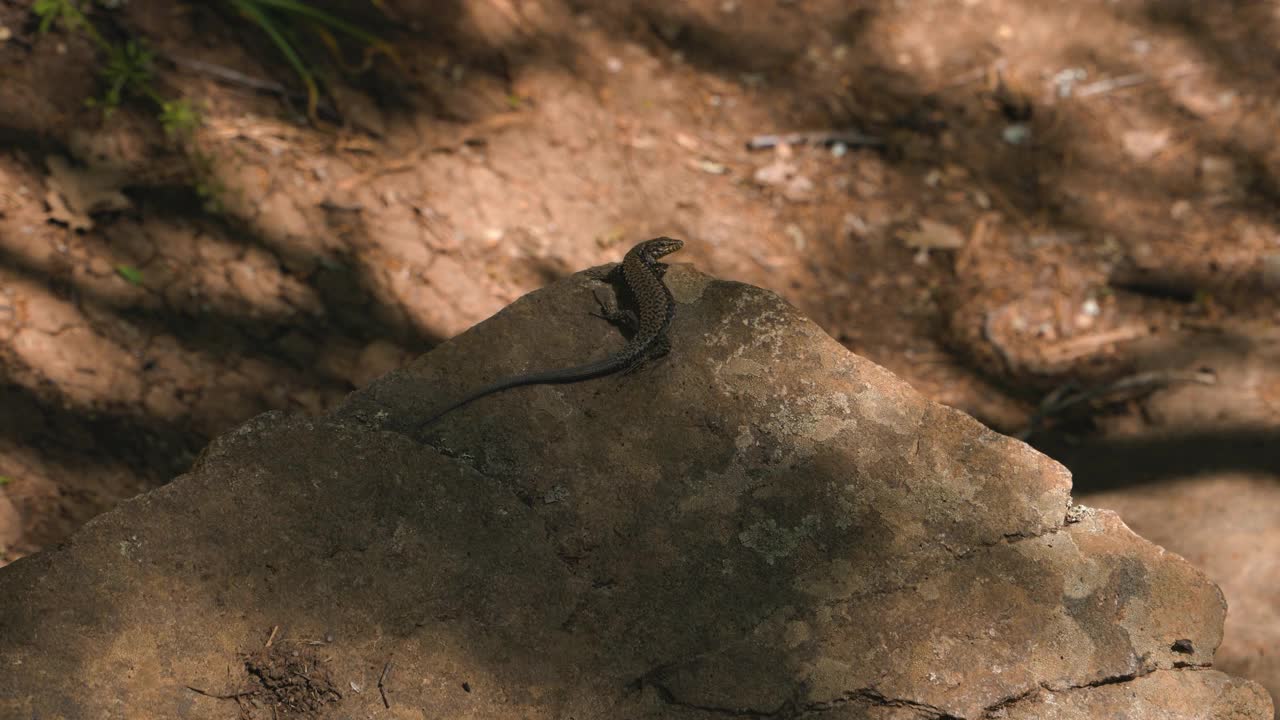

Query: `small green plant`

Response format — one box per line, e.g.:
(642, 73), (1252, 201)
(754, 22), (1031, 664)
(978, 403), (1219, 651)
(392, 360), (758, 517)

(188, 152), (228, 214)
(88, 39), (156, 116)
(35, 0), (396, 123)
(30, 0), (393, 217)
(32, 0), (187, 123)
(33, 0), (90, 35)
(32, 1), (217, 208)
(115, 264), (144, 285)
(159, 99), (200, 138)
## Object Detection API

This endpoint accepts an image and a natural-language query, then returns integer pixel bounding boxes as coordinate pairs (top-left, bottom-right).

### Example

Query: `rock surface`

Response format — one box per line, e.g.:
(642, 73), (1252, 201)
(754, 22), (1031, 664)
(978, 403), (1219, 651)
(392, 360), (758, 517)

(0, 263), (1272, 719)
(1086, 474), (1280, 720)
(1054, 327), (1280, 715)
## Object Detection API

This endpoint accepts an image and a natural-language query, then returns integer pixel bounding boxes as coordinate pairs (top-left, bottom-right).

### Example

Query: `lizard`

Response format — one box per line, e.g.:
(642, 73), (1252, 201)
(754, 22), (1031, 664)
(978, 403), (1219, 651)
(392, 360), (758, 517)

(415, 236), (684, 429)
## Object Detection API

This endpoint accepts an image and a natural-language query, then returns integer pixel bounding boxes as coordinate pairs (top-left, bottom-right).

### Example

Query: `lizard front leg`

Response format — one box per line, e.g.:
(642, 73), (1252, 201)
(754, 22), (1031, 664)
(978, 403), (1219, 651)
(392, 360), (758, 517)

(590, 288), (638, 332)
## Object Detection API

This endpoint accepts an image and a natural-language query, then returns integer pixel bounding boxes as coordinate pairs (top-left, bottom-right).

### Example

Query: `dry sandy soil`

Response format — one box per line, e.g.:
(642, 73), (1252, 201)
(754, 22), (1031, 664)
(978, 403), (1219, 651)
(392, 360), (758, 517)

(0, 0), (1277, 710)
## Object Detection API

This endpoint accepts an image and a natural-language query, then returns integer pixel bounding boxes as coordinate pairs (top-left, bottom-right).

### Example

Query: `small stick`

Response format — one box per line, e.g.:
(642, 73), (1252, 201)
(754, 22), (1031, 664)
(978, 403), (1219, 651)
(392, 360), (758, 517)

(167, 55), (290, 96)
(186, 685), (255, 700)
(265, 624), (279, 648)
(1074, 73), (1149, 98)
(378, 659), (393, 709)
(1039, 325), (1151, 364)
(1016, 369), (1216, 439)
(936, 59), (1007, 90)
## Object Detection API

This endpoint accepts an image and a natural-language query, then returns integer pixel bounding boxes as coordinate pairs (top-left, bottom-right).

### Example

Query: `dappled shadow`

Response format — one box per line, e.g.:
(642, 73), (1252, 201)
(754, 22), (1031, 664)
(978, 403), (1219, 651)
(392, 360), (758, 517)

(3, 0), (1280, 707)
(631, 2), (879, 78)
(0, 380), (202, 549)
(3, 273), (1217, 718)
(1035, 428), (1280, 493)
(1, 0), (1277, 551)
(1142, 0), (1280, 94)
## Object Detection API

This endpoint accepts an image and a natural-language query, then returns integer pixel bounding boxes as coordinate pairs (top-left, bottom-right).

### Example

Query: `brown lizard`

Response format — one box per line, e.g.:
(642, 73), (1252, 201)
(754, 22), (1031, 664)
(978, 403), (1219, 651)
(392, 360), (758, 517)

(416, 236), (684, 428)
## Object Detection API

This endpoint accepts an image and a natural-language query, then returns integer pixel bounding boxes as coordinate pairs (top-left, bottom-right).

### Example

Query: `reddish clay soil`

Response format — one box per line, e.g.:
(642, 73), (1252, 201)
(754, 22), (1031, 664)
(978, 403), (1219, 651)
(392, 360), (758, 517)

(0, 0), (1277, 710)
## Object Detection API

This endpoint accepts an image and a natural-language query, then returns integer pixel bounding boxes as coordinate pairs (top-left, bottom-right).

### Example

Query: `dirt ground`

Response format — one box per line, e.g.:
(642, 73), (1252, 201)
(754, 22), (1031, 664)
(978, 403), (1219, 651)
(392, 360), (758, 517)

(0, 0), (1277, 709)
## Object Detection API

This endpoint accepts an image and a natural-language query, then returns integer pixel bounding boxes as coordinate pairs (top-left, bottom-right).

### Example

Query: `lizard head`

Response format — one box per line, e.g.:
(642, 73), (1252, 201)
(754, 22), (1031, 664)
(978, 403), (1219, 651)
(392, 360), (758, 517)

(637, 236), (685, 260)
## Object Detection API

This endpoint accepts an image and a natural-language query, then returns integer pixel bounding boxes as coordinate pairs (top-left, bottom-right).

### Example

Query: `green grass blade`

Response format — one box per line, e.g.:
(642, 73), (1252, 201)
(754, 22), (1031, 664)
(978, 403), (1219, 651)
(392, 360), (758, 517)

(241, 0), (386, 46)
(115, 265), (145, 285)
(230, 0), (319, 117)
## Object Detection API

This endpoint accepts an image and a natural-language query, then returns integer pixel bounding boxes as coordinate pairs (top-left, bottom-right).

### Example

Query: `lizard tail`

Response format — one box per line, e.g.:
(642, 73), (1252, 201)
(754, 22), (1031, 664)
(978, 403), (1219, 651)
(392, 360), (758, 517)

(415, 354), (636, 430)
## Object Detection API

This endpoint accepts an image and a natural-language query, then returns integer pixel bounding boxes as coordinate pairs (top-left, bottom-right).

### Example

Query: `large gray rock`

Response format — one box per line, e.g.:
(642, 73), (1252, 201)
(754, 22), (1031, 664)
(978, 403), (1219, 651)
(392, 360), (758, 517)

(1070, 327), (1280, 716)
(0, 262), (1272, 719)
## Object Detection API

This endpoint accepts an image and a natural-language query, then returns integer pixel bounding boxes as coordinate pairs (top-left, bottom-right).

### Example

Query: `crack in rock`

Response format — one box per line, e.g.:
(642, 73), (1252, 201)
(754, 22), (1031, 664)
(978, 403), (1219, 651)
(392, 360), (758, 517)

(803, 688), (962, 719)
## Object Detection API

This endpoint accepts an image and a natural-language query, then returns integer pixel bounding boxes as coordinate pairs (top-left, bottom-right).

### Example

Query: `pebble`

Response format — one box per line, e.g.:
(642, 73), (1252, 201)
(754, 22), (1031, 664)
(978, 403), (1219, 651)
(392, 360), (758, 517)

(1002, 124), (1031, 145)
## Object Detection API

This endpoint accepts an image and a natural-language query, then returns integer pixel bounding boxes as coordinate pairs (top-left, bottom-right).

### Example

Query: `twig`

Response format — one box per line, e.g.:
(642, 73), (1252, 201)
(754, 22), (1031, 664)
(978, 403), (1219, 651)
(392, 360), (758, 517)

(378, 659), (393, 709)
(746, 130), (882, 151)
(275, 636), (330, 646)
(1015, 369), (1217, 439)
(1039, 324), (1151, 364)
(167, 55), (290, 96)
(1073, 64), (1204, 100)
(1074, 73), (1149, 98)
(186, 685), (255, 700)
(936, 59), (1007, 90)
(265, 624), (279, 648)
